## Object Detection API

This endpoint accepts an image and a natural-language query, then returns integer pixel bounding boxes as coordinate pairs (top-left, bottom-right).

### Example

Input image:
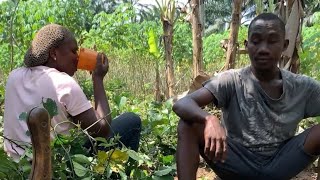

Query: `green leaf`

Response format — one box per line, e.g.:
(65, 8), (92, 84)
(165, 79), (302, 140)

(152, 175), (174, 180)
(18, 112), (27, 121)
(72, 154), (91, 165)
(154, 167), (173, 176)
(108, 149), (129, 163)
(126, 149), (141, 162)
(119, 96), (127, 110)
(95, 137), (108, 143)
(42, 97), (58, 118)
(72, 161), (88, 177)
(119, 170), (128, 180)
(162, 155), (174, 164)
(148, 29), (161, 58)
(58, 171), (68, 180)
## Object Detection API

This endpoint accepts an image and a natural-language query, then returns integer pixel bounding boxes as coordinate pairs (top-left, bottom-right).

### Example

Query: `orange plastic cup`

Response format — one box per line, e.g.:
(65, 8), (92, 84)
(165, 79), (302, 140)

(77, 48), (99, 71)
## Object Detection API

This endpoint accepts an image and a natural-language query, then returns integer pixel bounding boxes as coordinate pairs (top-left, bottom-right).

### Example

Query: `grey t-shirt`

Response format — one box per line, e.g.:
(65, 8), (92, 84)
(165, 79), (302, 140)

(203, 66), (320, 155)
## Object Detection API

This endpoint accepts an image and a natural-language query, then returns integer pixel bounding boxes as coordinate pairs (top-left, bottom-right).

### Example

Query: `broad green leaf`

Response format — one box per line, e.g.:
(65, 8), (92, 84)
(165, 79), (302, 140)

(72, 154), (91, 165)
(95, 137), (108, 143)
(126, 149), (141, 162)
(97, 150), (108, 164)
(126, 150), (153, 167)
(72, 161), (88, 177)
(154, 167), (173, 176)
(105, 149), (129, 164)
(94, 150), (108, 174)
(93, 165), (105, 174)
(148, 29), (160, 58)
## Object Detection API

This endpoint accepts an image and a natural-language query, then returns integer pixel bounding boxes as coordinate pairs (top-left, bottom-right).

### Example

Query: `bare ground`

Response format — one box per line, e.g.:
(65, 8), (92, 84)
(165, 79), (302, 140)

(195, 166), (317, 180)
(174, 163), (318, 180)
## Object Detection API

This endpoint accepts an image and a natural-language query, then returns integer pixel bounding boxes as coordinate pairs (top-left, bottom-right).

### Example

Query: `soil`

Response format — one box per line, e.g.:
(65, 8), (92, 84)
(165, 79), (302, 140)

(195, 167), (317, 180)
(174, 164), (318, 180)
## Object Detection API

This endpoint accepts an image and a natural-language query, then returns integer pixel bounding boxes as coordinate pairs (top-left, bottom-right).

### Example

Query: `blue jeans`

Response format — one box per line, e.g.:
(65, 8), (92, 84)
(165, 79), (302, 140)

(85, 112), (141, 152)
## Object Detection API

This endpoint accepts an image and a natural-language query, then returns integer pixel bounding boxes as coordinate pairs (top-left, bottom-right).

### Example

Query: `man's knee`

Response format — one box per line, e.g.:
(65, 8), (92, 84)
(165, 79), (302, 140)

(304, 124), (320, 155)
(177, 120), (202, 141)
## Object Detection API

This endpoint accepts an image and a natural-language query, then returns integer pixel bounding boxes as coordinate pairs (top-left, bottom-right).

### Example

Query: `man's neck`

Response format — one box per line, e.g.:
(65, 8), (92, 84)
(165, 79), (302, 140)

(250, 66), (281, 82)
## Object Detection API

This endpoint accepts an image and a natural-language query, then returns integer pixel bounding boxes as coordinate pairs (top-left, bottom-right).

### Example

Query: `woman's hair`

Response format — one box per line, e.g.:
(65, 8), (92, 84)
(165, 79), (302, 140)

(24, 24), (74, 67)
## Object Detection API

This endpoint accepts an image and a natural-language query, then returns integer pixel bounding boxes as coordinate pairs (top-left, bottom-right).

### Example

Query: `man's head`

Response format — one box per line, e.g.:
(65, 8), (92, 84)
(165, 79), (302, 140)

(24, 24), (79, 76)
(245, 13), (289, 71)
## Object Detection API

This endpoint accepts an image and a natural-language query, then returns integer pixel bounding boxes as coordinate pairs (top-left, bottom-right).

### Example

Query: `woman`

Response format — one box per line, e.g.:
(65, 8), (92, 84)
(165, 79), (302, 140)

(3, 24), (141, 160)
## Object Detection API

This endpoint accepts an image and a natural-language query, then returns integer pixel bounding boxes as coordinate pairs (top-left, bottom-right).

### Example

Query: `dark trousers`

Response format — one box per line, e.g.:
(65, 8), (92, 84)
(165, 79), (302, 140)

(85, 112), (141, 152)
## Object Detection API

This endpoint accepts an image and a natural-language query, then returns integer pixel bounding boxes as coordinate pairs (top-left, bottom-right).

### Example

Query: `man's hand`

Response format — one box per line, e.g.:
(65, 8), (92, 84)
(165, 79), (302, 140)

(93, 53), (109, 79)
(204, 115), (227, 162)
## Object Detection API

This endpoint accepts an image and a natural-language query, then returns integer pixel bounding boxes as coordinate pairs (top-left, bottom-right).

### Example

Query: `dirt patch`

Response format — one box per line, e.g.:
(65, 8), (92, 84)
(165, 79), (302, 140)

(196, 167), (317, 180)
(175, 166), (317, 180)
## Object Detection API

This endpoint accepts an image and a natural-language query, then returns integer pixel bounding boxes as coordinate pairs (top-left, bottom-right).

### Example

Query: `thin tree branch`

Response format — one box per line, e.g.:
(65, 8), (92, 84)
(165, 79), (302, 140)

(10, 0), (21, 71)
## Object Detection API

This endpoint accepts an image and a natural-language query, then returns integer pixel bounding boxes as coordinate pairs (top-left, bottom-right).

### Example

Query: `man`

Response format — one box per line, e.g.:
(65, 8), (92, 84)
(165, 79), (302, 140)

(173, 13), (320, 179)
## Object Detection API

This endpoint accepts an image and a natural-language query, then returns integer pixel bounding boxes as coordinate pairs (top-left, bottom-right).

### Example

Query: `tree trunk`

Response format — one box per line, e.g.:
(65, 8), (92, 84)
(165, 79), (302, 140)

(154, 61), (161, 101)
(163, 20), (175, 98)
(191, 0), (204, 79)
(224, 0), (242, 70)
(277, 0), (303, 73)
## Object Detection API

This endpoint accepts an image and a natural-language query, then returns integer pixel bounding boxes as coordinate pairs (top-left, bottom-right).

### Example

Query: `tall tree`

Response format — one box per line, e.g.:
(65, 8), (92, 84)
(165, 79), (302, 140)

(224, 0), (242, 70)
(156, 0), (176, 98)
(191, 0), (204, 78)
(204, 0), (255, 34)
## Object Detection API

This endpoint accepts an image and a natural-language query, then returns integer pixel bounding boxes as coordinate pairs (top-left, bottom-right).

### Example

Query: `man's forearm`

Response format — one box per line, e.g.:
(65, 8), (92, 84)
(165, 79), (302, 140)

(173, 97), (218, 124)
(93, 77), (112, 124)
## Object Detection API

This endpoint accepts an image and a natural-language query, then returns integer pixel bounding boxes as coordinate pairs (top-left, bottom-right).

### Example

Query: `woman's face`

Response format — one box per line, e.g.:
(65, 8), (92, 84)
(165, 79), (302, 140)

(54, 37), (79, 76)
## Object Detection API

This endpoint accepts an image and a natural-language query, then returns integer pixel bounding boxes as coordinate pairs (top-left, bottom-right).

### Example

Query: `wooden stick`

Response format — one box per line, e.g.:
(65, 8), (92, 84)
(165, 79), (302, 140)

(27, 107), (52, 180)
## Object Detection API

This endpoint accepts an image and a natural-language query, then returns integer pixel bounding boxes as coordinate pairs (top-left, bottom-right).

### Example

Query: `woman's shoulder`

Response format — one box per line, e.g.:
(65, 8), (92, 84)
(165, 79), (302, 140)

(44, 67), (79, 87)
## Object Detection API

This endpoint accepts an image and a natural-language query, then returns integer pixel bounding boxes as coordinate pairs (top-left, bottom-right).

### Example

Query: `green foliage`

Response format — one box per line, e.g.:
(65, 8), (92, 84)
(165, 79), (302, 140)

(203, 26), (249, 72)
(173, 22), (192, 64)
(300, 24), (320, 80)
(0, 0), (95, 70)
(0, 93), (178, 179)
(148, 29), (161, 58)
(1, 0), (320, 179)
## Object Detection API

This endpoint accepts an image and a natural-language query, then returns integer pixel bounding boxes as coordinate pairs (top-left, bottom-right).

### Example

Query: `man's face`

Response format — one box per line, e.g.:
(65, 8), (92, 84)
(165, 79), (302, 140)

(246, 19), (288, 71)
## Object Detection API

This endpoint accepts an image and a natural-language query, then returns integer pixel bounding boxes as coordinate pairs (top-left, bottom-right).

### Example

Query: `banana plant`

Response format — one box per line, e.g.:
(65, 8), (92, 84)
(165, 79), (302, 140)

(155, 0), (177, 98)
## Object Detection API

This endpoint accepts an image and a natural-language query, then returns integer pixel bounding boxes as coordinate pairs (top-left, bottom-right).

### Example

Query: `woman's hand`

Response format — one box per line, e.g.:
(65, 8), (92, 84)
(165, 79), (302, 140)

(204, 115), (227, 162)
(93, 53), (109, 79)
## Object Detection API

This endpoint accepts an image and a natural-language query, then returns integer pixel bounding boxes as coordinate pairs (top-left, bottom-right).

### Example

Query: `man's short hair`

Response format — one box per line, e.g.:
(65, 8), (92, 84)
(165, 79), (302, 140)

(248, 13), (286, 36)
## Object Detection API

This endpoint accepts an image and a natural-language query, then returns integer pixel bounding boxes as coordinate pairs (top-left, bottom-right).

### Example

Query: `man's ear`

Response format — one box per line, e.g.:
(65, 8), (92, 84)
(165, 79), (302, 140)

(244, 40), (248, 50)
(283, 39), (289, 51)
